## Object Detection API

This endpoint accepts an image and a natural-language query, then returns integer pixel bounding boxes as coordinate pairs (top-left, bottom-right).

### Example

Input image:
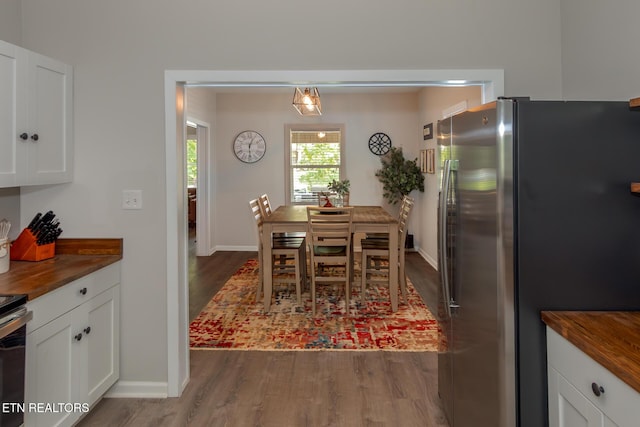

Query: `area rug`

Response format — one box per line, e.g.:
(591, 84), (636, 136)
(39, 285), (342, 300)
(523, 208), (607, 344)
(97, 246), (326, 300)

(189, 259), (440, 351)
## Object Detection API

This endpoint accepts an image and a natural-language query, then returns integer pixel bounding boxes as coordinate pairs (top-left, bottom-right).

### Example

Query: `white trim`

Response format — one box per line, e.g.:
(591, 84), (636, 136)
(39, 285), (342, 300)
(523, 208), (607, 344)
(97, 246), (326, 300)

(165, 81), (188, 398)
(284, 123), (346, 205)
(164, 68), (505, 397)
(417, 247), (439, 271)
(215, 245), (257, 252)
(104, 381), (169, 399)
(186, 116), (212, 257)
(443, 100), (469, 119)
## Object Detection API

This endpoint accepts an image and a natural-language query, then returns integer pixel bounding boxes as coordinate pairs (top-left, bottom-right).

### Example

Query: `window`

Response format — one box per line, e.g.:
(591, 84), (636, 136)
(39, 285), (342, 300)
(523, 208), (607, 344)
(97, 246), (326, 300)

(186, 124), (197, 188)
(285, 124), (345, 205)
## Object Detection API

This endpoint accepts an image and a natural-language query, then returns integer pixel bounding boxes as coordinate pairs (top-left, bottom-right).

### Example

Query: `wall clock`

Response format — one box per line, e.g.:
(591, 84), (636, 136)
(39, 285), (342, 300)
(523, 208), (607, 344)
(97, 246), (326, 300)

(233, 130), (266, 163)
(368, 132), (392, 155)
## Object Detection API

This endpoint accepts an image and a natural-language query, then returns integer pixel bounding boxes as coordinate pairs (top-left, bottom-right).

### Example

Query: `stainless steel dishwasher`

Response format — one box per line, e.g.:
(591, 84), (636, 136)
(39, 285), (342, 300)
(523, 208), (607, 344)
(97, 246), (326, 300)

(0, 294), (32, 427)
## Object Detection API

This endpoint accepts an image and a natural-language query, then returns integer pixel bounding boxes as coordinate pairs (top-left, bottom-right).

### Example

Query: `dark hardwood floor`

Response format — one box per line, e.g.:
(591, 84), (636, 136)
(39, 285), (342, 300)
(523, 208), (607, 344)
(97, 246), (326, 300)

(79, 232), (449, 427)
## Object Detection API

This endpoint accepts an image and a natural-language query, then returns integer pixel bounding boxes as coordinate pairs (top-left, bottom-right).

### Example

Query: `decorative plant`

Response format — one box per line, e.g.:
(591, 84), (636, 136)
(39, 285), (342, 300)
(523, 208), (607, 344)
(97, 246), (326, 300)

(375, 147), (424, 204)
(327, 179), (351, 196)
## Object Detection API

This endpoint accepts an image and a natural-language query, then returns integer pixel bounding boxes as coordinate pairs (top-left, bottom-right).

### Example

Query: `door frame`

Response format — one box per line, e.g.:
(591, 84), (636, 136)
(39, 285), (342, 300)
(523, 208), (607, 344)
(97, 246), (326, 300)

(186, 117), (212, 256)
(164, 69), (505, 396)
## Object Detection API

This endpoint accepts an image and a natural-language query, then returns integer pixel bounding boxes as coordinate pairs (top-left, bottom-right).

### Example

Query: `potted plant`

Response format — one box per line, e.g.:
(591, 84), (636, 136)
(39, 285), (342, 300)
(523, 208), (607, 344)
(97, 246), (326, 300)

(327, 179), (351, 206)
(374, 147), (424, 248)
(375, 147), (424, 205)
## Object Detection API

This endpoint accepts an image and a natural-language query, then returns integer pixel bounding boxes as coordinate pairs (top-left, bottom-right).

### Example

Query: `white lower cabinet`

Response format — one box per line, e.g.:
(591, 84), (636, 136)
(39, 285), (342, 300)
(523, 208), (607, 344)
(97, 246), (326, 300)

(547, 327), (639, 427)
(24, 263), (120, 427)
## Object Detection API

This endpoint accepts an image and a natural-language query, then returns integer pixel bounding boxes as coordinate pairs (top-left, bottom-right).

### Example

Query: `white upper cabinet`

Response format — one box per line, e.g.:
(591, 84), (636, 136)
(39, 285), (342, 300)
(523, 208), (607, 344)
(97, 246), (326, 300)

(0, 40), (73, 188)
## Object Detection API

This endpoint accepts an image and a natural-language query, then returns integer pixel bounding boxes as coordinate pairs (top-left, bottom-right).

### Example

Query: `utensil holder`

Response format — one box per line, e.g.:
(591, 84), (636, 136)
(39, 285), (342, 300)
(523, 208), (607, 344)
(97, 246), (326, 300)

(10, 228), (55, 261)
(0, 238), (9, 273)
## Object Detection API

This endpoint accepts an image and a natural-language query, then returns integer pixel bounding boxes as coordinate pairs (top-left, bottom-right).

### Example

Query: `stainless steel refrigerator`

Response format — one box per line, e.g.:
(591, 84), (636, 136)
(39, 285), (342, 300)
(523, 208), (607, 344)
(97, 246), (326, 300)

(437, 98), (640, 427)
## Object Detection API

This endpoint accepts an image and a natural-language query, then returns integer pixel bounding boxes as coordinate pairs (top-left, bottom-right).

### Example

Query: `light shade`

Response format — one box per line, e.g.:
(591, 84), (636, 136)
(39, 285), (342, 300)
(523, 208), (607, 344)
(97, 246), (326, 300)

(292, 87), (322, 116)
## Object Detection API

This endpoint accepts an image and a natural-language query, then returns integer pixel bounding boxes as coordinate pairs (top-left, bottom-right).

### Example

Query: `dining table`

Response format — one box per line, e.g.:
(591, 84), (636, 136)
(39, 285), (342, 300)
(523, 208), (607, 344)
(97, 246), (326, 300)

(261, 205), (399, 313)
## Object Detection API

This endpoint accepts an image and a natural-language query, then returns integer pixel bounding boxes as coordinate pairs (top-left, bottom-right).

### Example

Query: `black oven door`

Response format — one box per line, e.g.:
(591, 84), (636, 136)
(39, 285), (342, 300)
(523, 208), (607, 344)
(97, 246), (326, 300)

(0, 306), (33, 427)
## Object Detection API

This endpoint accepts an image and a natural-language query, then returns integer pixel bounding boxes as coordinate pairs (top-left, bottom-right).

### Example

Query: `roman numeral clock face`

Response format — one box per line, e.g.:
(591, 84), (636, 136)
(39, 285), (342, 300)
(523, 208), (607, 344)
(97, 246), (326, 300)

(233, 130), (266, 163)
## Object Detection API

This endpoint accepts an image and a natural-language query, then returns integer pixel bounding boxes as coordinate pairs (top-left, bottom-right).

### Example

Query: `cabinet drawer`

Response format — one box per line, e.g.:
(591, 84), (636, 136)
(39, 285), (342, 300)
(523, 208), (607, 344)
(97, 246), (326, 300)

(547, 327), (640, 426)
(27, 262), (120, 332)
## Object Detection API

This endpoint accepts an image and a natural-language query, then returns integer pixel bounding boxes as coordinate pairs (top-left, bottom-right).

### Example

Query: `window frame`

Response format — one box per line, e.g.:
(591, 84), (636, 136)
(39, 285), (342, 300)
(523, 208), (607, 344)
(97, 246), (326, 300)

(284, 123), (346, 205)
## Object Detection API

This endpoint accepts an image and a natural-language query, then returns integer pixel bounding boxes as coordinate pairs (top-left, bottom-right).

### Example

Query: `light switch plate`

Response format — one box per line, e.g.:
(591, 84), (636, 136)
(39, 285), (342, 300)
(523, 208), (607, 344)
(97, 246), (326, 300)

(122, 190), (142, 210)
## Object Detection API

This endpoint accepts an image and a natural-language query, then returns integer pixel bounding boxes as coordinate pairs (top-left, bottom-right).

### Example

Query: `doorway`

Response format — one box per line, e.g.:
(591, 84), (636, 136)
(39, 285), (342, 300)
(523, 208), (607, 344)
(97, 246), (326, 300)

(165, 69), (505, 397)
(185, 118), (211, 257)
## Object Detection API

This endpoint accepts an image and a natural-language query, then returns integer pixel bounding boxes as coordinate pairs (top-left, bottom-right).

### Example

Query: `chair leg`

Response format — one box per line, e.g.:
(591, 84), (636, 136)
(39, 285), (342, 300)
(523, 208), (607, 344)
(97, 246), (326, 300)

(301, 244), (308, 291)
(310, 259), (317, 316)
(345, 260), (350, 315)
(399, 251), (407, 302)
(294, 252), (302, 306)
(256, 246), (263, 303)
(361, 249), (367, 304)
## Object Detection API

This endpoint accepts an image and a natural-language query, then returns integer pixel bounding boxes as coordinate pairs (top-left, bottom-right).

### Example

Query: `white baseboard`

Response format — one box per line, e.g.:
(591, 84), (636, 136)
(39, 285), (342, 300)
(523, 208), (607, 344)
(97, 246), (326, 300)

(104, 380), (168, 398)
(214, 245), (256, 252)
(417, 247), (438, 270)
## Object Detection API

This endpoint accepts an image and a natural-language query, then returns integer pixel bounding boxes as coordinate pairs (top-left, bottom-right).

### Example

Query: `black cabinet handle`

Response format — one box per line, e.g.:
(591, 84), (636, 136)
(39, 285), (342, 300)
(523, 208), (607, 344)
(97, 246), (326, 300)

(591, 382), (605, 397)
(79, 287), (88, 296)
(74, 333), (83, 342)
(19, 133), (28, 140)
(31, 133), (39, 141)
(84, 326), (91, 335)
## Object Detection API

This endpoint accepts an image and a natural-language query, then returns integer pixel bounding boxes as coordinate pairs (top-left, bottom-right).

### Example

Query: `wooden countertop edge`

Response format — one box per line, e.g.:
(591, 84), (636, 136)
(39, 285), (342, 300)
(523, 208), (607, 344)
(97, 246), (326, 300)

(542, 311), (640, 394)
(0, 238), (123, 300)
(25, 255), (122, 300)
(55, 238), (123, 255)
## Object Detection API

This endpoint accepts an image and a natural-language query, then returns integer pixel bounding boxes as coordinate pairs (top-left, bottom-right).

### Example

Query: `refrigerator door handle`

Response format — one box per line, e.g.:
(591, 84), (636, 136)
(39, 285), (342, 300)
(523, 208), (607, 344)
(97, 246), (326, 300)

(439, 159), (453, 318)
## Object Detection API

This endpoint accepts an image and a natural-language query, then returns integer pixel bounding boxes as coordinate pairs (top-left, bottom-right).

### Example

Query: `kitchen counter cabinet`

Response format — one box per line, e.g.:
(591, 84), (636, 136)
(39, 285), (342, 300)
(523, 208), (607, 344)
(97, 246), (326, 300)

(0, 39), (73, 188)
(542, 311), (640, 427)
(24, 262), (120, 427)
(0, 238), (123, 427)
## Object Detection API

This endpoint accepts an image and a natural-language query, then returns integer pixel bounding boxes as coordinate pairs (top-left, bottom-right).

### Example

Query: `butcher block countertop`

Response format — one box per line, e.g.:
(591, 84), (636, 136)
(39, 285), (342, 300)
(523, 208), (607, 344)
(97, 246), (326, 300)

(542, 311), (640, 394)
(0, 238), (122, 300)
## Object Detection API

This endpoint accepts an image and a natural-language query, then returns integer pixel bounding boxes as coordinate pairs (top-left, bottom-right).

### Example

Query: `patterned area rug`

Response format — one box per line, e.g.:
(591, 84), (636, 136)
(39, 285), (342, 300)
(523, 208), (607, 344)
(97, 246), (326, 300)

(189, 259), (440, 351)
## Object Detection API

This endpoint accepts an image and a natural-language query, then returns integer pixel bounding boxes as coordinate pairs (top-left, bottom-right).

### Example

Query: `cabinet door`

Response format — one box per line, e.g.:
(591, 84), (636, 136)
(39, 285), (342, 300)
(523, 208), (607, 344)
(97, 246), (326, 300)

(0, 40), (27, 186)
(25, 51), (73, 185)
(85, 285), (120, 406)
(24, 310), (81, 427)
(548, 366), (608, 427)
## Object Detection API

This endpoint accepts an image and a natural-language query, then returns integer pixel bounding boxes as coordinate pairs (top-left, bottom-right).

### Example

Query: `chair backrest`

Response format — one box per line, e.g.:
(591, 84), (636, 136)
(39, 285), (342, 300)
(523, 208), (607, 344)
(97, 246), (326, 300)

(249, 198), (264, 241)
(258, 193), (273, 218)
(306, 206), (353, 250)
(398, 196), (414, 249)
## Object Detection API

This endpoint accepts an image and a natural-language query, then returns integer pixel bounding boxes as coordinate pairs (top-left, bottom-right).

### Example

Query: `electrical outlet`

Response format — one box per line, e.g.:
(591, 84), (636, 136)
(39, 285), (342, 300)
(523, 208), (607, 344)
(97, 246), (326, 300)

(122, 190), (143, 210)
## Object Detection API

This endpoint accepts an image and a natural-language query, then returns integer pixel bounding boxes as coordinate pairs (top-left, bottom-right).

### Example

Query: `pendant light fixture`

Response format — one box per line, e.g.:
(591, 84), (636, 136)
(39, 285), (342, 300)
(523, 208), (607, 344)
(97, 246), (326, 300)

(292, 87), (322, 116)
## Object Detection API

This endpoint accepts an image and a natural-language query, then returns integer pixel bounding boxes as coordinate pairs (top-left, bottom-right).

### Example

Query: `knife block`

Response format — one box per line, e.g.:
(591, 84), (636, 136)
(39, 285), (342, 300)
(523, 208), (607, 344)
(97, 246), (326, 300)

(10, 228), (55, 261)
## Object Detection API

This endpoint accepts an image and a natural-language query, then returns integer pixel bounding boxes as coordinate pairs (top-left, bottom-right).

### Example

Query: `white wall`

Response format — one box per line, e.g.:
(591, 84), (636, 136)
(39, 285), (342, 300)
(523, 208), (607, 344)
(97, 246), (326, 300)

(0, 0), (21, 45)
(560, 0), (640, 100)
(417, 86), (483, 268)
(0, 188), (20, 240)
(3, 0), (606, 388)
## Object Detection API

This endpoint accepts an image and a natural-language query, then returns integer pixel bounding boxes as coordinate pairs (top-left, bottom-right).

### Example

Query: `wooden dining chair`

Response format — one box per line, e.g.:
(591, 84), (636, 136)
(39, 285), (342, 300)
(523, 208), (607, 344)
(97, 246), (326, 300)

(360, 196), (414, 305)
(306, 206), (353, 315)
(250, 199), (307, 306)
(364, 195), (409, 241)
(258, 193), (307, 241)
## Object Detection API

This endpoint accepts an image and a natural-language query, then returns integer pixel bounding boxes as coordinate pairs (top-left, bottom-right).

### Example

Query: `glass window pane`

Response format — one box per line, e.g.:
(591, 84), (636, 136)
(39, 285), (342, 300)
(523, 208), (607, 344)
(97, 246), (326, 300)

(288, 128), (343, 204)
